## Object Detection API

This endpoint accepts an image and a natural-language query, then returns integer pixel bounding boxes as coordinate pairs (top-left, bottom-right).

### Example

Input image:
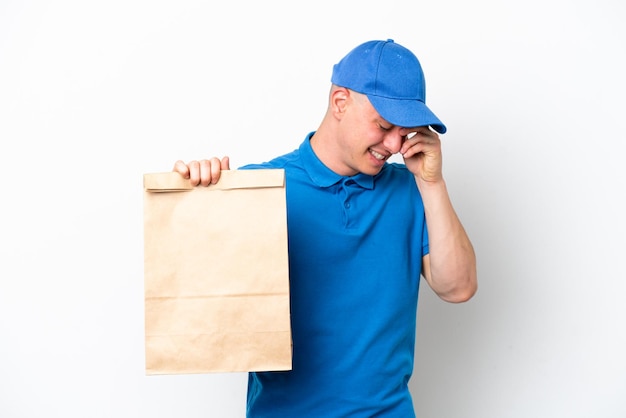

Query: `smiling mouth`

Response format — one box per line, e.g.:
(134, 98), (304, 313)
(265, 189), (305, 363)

(369, 148), (386, 161)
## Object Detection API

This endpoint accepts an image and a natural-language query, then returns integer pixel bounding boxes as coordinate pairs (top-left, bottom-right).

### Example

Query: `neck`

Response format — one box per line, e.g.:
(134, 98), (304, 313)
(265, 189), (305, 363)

(309, 118), (355, 177)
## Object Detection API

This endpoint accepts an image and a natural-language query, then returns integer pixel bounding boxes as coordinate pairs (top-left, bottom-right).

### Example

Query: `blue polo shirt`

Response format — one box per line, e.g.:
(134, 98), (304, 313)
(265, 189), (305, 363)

(242, 132), (428, 417)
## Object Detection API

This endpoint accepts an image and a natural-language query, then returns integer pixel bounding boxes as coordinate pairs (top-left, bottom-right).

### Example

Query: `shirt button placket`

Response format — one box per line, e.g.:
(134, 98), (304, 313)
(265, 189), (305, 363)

(341, 179), (355, 228)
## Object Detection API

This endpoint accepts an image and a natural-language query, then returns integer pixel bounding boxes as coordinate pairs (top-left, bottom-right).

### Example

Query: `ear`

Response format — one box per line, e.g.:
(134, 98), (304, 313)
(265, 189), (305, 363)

(330, 87), (350, 120)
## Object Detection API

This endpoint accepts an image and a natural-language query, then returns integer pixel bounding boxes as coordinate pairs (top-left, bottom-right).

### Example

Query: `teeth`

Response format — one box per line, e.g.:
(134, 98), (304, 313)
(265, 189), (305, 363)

(370, 149), (385, 160)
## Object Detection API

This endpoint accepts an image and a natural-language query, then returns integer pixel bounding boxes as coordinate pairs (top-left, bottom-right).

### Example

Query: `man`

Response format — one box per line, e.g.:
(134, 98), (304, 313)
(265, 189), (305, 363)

(174, 39), (477, 417)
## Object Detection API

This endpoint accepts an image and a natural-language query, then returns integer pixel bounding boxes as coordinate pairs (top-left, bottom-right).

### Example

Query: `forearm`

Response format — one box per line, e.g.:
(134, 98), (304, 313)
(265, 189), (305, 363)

(417, 177), (477, 303)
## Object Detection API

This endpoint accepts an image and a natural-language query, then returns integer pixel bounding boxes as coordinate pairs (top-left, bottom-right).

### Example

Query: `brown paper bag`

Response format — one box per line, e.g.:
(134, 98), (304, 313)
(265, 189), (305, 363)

(143, 169), (292, 375)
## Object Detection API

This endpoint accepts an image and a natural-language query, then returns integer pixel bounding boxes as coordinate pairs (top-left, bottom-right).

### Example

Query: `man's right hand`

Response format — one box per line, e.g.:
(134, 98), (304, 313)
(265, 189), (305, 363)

(172, 157), (231, 186)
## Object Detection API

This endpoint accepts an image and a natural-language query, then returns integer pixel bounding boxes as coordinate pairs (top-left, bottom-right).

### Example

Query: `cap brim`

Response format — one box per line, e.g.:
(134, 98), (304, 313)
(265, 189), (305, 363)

(367, 95), (447, 134)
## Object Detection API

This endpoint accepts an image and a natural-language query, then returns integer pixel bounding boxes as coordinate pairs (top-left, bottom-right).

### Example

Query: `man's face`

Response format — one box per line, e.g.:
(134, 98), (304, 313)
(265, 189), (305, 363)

(336, 92), (407, 177)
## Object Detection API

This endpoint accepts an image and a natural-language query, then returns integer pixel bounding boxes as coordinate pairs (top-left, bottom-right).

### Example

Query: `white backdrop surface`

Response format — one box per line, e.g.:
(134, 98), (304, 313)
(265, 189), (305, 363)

(1, 1), (624, 417)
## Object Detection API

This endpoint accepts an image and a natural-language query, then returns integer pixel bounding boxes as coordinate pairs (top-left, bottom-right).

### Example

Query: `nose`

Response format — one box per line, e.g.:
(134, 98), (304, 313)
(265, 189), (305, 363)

(382, 130), (405, 154)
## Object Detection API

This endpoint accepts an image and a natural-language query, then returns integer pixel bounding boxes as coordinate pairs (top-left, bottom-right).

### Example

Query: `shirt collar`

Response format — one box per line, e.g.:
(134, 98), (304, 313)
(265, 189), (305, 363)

(300, 132), (375, 190)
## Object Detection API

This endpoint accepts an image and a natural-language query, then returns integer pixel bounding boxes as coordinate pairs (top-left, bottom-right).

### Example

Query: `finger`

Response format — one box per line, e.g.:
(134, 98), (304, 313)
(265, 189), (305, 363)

(188, 160), (202, 186)
(401, 142), (427, 159)
(209, 157), (222, 184)
(198, 159), (215, 186)
(173, 160), (191, 178)
(221, 156), (231, 171)
(401, 131), (440, 156)
(401, 125), (430, 134)
(400, 135), (428, 156)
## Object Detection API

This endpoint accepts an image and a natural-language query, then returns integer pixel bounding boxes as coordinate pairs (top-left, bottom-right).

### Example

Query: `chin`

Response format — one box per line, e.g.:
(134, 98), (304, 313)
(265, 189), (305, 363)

(361, 165), (383, 176)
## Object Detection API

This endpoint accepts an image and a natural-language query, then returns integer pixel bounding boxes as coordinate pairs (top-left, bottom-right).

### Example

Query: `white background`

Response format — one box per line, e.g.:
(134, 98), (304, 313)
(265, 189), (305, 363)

(1, 0), (625, 417)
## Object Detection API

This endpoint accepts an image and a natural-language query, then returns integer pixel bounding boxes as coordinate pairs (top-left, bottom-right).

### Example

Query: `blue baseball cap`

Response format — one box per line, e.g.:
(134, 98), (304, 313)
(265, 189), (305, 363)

(331, 39), (446, 134)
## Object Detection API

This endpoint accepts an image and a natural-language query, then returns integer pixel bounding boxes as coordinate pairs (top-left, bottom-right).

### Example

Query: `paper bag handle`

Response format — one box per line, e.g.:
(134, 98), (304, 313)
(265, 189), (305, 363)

(144, 169), (285, 192)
